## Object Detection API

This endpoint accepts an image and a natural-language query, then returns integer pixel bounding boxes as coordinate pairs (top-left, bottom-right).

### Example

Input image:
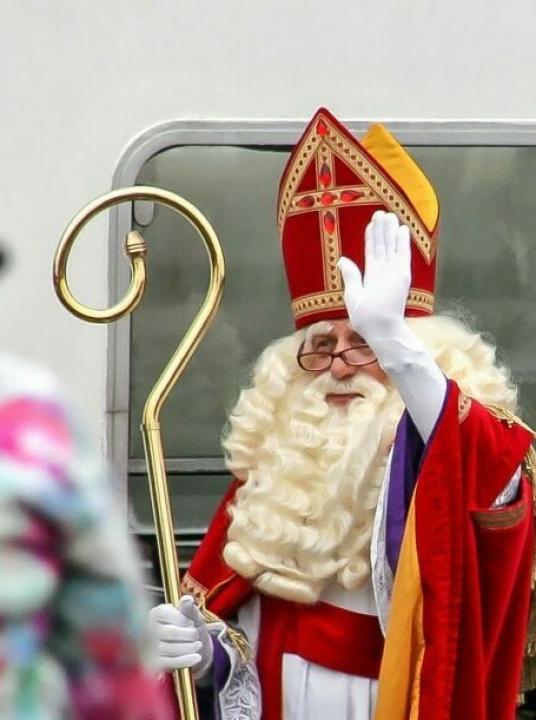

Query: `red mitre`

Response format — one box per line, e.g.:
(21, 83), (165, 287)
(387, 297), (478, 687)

(278, 108), (440, 329)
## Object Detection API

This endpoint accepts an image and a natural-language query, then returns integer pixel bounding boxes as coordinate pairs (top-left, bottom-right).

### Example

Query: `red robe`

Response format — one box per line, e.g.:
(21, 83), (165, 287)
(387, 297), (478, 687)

(169, 381), (534, 719)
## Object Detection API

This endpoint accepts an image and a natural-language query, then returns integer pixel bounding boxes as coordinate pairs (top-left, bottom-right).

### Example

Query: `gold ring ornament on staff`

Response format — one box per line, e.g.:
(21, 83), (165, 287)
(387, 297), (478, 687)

(53, 185), (226, 720)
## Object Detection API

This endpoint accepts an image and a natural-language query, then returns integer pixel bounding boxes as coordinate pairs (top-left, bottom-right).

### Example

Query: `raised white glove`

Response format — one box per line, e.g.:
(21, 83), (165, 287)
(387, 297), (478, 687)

(149, 595), (213, 679)
(339, 210), (411, 339)
(338, 210), (446, 443)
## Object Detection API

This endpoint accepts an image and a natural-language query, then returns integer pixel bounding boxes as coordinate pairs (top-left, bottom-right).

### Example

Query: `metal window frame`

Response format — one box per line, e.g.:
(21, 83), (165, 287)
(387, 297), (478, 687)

(107, 118), (536, 506)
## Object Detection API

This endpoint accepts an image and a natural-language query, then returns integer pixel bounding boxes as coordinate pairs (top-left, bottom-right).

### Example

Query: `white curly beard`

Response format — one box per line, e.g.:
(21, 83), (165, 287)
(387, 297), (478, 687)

(223, 367), (403, 604)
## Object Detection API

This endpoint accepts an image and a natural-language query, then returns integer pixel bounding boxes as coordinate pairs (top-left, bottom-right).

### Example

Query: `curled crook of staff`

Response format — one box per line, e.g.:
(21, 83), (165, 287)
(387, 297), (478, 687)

(52, 185), (226, 720)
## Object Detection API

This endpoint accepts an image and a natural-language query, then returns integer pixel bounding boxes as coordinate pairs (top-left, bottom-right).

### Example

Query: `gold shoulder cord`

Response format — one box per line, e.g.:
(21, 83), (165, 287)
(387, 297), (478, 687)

(486, 406), (536, 693)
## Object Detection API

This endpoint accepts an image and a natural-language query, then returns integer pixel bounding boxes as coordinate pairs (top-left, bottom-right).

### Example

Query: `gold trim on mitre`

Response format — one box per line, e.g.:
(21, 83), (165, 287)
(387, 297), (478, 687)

(292, 291), (345, 320)
(278, 113), (439, 264)
(292, 287), (434, 323)
(405, 289), (435, 314)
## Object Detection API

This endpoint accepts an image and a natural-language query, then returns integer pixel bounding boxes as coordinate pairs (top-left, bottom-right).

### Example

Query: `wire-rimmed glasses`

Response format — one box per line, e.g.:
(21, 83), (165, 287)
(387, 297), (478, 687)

(296, 342), (377, 372)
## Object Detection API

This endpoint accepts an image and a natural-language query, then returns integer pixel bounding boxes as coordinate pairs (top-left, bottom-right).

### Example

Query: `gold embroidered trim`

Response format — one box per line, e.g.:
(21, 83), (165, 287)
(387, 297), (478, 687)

(319, 208), (342, 291)
(328, 214), (342, 290)
(472, 502), (527, 530)
(289, 185), (377, 217)
(316, 150), (329, 292)
(292, 287), (434, 321)
(181, 572), (207, 603)
(278, 113), (435, 263)
(317, 144), (342, 292)
(279, 129), (324, 226)
(487, 405), (536, 439)
(458, 393), (472, 423)
(406, 289), (434, 314)
(523, 445), (536, 506)
(524, 446), (536, 592)
(326, 123), (435, 262)
(524, 445), (536, 475)
(292, 291), (345, 319)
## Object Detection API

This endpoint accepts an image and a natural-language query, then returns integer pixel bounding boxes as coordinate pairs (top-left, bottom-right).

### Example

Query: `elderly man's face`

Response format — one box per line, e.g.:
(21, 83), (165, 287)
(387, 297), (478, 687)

(301, 319), (388, 407)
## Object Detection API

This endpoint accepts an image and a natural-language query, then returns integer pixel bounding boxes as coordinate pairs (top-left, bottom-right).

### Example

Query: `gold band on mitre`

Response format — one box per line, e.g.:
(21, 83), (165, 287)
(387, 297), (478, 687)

(291, 287), (435, 324)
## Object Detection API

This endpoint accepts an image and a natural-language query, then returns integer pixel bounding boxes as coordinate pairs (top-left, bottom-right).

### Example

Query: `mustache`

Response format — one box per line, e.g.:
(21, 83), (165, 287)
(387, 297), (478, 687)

(307, 371), (387, 399)
(324, 380), (366, 395)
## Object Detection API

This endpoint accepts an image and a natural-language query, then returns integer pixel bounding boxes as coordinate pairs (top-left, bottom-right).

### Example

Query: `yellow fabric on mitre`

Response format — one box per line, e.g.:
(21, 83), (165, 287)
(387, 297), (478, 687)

(361, 124), (439, 234)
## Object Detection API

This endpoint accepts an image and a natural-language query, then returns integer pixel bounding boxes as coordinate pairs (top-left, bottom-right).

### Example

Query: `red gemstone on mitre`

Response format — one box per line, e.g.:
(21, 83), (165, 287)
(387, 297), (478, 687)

(323, 211), (336, 234)
(316, 119), (328, 136)
(341, 189), (362, 202)
(296, 195), (315, 208)
(320, 192), (336, 206)
(319, 163), (332, 188)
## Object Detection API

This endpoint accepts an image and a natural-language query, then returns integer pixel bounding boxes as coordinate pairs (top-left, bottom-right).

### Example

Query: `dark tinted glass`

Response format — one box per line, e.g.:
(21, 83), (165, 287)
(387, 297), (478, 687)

(129, 143), (536, 534)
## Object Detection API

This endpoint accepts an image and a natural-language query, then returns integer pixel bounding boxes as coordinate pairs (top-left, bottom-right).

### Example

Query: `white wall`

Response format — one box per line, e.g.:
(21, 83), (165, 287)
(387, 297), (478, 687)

(1, 0), (535, 452)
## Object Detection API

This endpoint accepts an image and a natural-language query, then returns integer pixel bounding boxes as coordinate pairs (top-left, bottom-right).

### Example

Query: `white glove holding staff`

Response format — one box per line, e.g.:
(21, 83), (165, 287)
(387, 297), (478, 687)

(149, 595), (213, 678)
(338, 210), (447, 443)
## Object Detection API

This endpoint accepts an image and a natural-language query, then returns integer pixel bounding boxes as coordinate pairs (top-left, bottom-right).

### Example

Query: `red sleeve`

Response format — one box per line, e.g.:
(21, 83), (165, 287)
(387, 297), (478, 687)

(456, 393), (532, 508)
(414, 380), (534, 720)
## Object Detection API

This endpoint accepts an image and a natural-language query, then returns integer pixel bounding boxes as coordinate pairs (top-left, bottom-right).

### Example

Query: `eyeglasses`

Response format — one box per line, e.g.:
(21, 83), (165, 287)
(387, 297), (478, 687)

(296, 341), (377, 372)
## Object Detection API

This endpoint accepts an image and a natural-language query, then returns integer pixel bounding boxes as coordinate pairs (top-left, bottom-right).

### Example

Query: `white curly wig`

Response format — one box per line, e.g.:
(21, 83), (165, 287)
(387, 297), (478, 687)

(221, 314), (517, 603)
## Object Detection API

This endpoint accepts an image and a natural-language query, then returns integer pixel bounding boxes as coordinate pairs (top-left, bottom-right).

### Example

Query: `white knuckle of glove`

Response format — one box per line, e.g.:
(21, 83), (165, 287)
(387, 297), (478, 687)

(149, 595), (214, 678)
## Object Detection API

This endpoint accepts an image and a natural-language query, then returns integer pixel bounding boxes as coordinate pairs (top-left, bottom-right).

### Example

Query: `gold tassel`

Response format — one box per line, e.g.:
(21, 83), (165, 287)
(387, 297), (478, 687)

(198, 601), (253, 664)
(181, 571), (253, 663)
